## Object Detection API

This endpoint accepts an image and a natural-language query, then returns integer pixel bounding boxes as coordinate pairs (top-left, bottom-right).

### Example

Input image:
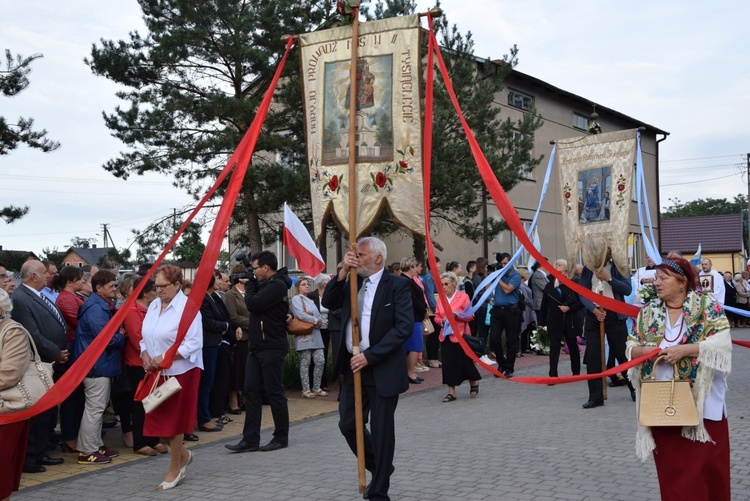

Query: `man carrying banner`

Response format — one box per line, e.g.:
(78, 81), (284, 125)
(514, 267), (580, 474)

(579, 248), (634, 408)
(322, 237), (412, 501)
(226, 251), (292, 453)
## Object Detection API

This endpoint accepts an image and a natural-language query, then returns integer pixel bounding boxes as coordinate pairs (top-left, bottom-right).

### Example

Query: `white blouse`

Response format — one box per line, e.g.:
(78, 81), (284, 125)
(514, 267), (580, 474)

(655, 311), (726, 420)
(140, 290), (204, 376)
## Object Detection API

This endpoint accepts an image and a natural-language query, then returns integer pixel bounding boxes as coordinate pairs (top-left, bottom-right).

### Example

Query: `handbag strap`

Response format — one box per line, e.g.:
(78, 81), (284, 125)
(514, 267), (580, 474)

(297, 295), (312, 316)
(0, 319), (43, 364)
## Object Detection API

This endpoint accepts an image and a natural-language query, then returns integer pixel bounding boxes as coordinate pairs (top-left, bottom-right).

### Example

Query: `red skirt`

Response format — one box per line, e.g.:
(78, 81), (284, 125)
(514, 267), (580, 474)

(143, 367), (201, 438)
(652, 418), (730, 501)
(0, 419), (31, 498)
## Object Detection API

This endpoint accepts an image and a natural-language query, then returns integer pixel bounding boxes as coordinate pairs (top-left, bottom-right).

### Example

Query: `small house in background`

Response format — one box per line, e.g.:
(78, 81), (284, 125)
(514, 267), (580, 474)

(0, 246), (39, 272)
(660, 213), (746, 273)
(170, 261), (198, 282)
(62, 244), (120, 273)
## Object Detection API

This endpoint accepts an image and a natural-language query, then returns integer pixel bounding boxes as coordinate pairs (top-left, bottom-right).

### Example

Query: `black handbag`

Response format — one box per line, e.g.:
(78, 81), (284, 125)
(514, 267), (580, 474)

(462, 334), (484, 357)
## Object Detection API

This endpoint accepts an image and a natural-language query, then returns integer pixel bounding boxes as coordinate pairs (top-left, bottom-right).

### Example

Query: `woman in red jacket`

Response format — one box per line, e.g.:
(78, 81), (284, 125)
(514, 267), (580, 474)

(435, 272), (481, 402)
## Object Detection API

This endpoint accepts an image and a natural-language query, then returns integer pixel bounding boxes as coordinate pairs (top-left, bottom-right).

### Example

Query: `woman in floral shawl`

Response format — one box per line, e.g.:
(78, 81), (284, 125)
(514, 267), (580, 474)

(626, 256), (732, 501)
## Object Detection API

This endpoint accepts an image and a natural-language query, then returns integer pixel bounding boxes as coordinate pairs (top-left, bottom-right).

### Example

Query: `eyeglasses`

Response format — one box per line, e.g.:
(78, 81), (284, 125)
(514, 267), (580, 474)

(155, 282), (174, 289)
(441, 282), (452, 286)
(0, 274), (7, 280)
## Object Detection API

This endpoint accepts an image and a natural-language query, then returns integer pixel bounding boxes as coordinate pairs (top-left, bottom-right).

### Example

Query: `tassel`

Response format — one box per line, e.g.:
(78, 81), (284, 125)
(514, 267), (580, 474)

(635, 428), (655, 462)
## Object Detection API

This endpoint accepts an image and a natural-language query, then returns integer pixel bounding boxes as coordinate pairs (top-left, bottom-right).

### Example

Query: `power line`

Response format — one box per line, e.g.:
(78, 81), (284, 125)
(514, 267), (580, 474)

(660, 162), (742, 173)
(661, 154), (745, 164)
(661, 172), (740, 186)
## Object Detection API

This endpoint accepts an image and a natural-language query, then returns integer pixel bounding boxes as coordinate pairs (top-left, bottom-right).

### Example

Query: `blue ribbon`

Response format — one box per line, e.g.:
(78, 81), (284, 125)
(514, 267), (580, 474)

(459, 144), (557, 318)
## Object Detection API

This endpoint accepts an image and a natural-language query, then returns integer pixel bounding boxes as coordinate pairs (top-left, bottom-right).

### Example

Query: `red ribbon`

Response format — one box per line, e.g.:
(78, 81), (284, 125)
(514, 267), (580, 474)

(0, 37), (296, 425)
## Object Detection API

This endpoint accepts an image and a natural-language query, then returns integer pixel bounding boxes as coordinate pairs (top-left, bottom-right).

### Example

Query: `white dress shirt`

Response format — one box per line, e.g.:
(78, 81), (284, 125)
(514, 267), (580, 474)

(346, 267), (385, 354)
(140, 290), (204, 376)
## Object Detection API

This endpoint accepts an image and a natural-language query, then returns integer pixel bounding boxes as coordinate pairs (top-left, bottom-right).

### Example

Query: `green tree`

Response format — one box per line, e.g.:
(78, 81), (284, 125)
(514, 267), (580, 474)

(173, 222), (206, 263)
(1, 50), (60, 223)
(662, 195), (747, 219)
(86, 0), (332, 253)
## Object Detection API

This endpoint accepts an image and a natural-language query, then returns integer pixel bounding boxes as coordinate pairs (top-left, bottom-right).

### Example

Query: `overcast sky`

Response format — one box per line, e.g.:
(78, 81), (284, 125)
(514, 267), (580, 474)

(2, 1), (749, 257)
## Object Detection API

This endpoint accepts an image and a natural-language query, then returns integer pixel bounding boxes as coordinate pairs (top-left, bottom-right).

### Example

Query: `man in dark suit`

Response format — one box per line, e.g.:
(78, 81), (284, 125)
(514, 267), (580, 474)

(579, 249), (634, 408)
(322, 237), (412, 501)
(11, 260), (69, 473)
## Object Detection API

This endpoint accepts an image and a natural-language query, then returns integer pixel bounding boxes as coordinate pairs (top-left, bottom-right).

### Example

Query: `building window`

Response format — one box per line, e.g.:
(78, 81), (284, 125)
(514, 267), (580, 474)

(503, 220), (532, 267)
(507, 89), (533, 111)
(573, 113), (589, 130)
(512, 129), (533, 180)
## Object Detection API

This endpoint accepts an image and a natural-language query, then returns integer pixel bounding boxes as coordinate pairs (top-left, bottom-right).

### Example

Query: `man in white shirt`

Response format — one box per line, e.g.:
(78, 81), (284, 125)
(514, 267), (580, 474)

(699, 258), (725, 304)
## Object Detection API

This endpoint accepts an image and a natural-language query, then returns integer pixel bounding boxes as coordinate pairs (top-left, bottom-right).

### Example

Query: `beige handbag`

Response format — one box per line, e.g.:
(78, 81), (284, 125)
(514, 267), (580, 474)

(422, 313), (435, 335)
(142, 371), (182, 414)
(638, 355), (699, 427)
(0, 321), (55, 413)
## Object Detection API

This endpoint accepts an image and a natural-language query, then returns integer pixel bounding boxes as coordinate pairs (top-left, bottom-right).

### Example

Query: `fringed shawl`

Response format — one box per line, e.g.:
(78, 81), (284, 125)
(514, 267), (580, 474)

(625, 290), (732, 461)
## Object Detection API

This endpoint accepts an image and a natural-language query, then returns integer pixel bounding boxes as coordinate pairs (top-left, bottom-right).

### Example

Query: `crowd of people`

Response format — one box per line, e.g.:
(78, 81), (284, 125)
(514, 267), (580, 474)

(0, 242), (737, 500)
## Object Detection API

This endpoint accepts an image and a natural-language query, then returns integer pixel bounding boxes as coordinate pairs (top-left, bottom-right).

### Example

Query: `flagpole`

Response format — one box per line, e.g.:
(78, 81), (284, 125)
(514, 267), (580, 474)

(346, 4), (367, 494)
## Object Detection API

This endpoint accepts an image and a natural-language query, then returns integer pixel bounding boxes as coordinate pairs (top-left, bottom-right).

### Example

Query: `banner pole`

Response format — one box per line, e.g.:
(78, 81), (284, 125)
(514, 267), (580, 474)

(346, 6), (367, 495)
(599, 293), (607, 401)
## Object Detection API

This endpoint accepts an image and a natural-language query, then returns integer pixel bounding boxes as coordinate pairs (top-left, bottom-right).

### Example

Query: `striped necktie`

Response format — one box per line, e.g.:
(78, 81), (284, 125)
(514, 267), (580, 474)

(42, 294), (65, 326)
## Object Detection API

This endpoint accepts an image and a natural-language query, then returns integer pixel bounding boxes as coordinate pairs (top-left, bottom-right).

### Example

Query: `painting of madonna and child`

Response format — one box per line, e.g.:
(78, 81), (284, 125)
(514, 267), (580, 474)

(577, 166), (611, 224)
(321, 56), (394, 165)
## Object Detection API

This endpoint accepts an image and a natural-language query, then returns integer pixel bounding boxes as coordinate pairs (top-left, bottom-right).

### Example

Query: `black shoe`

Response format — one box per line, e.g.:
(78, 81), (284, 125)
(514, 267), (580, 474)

(582, 400), (604, 409)
(198, 423), (223, 432)
(39, 456), (64, 466)
(408, 377), (421, 384)
(225, 440), (260, 453)
(503, 370), (514, 378)
(627, 382), (636, 402)
(226, 408), (242, 415)
(416, 377), (424, 382)
(608, 379), (626, 387)
(183, 433), (200, 442)
(23, 464), (46, 473)
(260, 440), (288, 452)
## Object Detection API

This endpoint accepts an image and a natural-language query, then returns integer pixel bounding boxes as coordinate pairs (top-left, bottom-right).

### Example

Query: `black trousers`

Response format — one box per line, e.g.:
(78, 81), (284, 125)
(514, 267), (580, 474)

(584, 311), (629, 402)
(489, 306), (521, 372)
(25, 407), (55, 468)
(548, 322), (580, 377)
(123, 365), (160, 451)
(242, 348), (289, 446)
(210, 343), (232, 418)
(339, 365), (398, 501)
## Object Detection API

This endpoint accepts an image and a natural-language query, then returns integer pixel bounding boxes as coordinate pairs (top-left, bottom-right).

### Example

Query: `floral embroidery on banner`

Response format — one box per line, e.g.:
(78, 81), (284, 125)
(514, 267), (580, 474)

(362, 141), (415, 194)
(562, 182), (573, 212)
(310, 154), (348, 199)
(614, 173), (627, 209)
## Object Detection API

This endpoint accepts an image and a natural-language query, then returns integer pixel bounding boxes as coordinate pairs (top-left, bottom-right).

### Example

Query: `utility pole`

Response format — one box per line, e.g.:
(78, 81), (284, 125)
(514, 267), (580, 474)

(747, 153), (750, 259)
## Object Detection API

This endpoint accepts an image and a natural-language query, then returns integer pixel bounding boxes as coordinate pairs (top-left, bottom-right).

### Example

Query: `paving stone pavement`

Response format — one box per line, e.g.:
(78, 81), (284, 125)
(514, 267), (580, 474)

(15, 330), (750, 501)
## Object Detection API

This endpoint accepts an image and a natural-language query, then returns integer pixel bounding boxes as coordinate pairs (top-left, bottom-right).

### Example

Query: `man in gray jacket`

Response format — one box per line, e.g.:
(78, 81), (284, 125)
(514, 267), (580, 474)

(12, 260), (69, 473)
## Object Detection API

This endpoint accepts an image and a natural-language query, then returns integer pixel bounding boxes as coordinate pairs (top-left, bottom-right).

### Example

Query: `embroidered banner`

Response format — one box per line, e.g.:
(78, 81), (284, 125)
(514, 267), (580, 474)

(556, 129), (637, 275)
(299, 15), (425, 240)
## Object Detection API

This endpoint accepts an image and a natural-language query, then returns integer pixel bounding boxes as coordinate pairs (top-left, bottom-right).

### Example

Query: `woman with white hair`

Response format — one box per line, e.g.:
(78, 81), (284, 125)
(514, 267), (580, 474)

(309, 273), (332, 391)
(733, 273), (749, 328)
(0, 289), (34, 499)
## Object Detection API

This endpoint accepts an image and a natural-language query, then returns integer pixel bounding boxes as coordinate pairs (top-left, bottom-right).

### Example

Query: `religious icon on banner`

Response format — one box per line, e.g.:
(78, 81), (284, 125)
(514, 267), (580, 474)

(556, 129), (638, 275)
(299, 15), (425, 240)
(700, 275), (714, 293)
(578, 167), (611, 224)
(324, 56), (393, 165)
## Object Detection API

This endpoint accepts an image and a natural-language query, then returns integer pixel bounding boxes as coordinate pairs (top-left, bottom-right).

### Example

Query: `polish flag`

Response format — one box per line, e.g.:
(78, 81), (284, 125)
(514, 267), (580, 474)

(283, 202), (326, 276)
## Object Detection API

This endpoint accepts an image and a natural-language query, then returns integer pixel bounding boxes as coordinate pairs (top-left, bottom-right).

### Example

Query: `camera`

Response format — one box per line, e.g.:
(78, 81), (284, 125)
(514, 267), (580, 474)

(229, 254), (255, 281)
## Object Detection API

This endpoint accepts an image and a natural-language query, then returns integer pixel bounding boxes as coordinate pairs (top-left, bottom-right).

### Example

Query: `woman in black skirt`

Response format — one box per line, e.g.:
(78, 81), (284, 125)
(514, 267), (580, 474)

(434, 272), (481, 402)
